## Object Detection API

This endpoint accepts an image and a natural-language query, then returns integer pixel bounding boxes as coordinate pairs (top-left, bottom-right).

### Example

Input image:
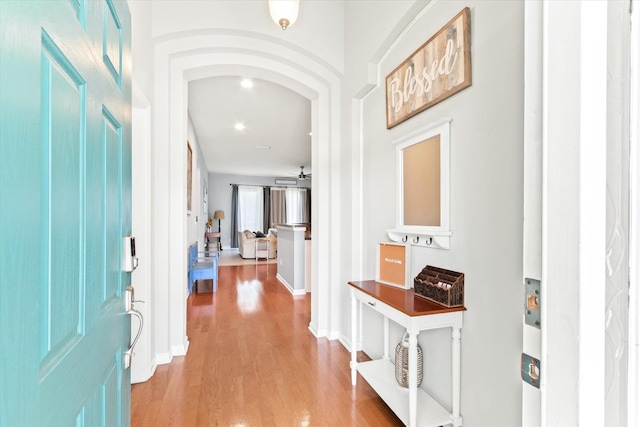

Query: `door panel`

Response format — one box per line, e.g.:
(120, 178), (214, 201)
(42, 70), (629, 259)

(0, 1), (132, 425)
(40, 30), (86, 373)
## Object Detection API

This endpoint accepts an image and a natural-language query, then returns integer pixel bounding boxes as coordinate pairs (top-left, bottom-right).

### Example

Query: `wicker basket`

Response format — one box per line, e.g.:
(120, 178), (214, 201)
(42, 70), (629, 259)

(414, 265), (464, 308)
(394, 333), (423, 388)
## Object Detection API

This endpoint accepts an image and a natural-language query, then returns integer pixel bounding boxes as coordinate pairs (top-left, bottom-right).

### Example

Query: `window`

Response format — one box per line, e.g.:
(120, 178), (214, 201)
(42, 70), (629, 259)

(238, 186), (264, 231)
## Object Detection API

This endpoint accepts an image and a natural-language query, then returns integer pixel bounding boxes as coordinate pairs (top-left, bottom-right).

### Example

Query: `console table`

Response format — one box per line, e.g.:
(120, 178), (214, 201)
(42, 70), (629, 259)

(349, 280), (465, 427)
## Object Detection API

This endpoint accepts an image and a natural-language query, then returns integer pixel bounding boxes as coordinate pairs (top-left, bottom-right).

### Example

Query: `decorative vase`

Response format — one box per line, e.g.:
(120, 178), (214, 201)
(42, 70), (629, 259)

(394, 332), (423, 388)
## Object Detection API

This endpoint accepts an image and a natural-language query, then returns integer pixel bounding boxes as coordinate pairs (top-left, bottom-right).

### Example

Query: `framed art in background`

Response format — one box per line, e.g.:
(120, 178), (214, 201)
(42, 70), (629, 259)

(187, 141), (193, 212)
(203, 180), (208, 214)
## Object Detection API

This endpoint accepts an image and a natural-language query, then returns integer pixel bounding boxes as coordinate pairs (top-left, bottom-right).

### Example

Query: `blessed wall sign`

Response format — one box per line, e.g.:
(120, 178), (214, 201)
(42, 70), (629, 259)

(385, 7), (471, 129)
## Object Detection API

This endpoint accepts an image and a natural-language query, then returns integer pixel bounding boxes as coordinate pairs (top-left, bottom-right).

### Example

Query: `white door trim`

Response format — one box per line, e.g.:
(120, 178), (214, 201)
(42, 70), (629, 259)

(628, 2), (639, 424)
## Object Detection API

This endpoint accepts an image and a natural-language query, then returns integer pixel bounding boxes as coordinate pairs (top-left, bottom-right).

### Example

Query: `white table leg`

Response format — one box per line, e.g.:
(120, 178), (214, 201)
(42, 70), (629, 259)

(408, 331), (418, 427)
(383, 317), (390, 360)
(452, 327), (462, 426)
(350, 289), (358, 386)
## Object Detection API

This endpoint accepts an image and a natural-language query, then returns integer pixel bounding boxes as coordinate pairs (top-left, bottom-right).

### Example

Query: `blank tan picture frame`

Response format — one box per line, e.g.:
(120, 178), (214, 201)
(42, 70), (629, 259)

(403, 135), (441, 226)
(393, 117), (451, 237)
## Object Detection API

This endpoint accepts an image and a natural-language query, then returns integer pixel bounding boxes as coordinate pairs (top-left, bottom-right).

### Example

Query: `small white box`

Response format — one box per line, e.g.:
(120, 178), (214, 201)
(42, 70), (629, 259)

(375, 242), (411, 289)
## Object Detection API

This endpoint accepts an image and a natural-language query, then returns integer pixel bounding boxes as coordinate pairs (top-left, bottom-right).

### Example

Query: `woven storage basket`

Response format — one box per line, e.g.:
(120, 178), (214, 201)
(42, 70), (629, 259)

(414, 265), (464, 308)
(394, 333), (423, 388)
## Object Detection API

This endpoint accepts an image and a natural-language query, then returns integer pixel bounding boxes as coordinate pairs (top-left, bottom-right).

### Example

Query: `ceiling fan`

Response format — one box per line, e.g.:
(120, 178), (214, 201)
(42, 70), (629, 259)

(297, 166), (311, 179)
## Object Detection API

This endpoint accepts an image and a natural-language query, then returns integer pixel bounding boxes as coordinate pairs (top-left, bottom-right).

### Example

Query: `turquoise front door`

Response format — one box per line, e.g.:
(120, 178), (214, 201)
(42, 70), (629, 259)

(0, 0), (132, 425)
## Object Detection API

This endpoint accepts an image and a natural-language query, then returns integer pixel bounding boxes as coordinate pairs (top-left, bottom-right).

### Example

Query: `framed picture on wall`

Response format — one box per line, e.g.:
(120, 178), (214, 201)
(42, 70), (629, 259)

(203, 179), (208, 214)
(187, 141), (193, 212)
(385, 7), (471, 129)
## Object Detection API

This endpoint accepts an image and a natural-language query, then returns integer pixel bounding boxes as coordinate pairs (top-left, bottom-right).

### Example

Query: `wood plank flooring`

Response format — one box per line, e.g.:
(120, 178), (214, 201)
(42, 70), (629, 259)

(131, 264), (403, 426)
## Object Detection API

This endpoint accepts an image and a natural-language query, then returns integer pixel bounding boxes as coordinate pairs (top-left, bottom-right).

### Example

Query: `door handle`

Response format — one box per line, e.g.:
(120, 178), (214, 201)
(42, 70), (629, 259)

(124, 285), (144, 369)
(125, 307), (143, 369)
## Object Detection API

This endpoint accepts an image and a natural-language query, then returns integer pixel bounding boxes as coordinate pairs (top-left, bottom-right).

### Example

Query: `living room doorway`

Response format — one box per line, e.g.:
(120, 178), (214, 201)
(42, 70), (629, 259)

(151, 30), (343, 360)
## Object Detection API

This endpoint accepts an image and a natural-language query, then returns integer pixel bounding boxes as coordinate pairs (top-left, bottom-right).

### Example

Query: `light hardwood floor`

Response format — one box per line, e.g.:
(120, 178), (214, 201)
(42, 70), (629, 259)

(131, 264), (403, 426)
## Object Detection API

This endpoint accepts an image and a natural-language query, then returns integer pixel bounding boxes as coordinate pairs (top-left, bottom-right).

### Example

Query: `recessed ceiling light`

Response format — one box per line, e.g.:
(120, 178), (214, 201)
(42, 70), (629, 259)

(256, 145), (271, 150)
(234, 123), (245, 131)
(308, 132), (312, 136)
(240, 78), (253, 88)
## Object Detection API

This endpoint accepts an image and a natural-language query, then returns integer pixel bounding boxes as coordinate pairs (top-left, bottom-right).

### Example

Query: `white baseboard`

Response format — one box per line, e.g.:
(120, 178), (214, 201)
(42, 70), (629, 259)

(155, 352), (172, 365)
(131, 357), (158, 384)
(308, 323), (324, 337)
(276, 273), (306, 296)
(327, 330), (340, 340)
(171, 340), (189, 357)
(308, 324), (317, 336)
(338, 333), (352, 351)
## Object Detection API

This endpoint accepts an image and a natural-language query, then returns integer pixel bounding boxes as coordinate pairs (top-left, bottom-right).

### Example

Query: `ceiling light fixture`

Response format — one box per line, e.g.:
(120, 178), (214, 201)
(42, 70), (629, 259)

(268, 0), (299, 31)
(234, 123), (245, 131)
(241, 78), (253, 88)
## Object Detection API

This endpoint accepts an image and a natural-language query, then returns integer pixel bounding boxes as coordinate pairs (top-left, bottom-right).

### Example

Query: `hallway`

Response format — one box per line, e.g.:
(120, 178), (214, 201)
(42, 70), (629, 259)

(130, 264), (403, 426)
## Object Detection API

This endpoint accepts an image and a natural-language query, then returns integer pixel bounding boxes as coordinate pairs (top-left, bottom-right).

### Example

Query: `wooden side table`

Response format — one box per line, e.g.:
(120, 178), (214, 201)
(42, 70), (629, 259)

(205, 232), (221, 253)
(348, 280), (466, 427)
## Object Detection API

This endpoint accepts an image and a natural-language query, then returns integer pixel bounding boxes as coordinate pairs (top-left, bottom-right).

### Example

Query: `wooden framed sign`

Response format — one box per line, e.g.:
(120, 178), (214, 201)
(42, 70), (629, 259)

(376, 242), (411, 289)
(385, 7), (471, 129)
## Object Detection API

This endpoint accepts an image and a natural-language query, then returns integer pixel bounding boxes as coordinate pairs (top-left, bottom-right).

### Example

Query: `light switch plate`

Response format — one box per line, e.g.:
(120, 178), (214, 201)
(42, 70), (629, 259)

(524, 278), (540, 329)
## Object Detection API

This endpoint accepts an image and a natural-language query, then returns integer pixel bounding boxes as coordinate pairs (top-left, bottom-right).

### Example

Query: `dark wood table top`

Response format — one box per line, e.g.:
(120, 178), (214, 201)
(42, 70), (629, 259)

(348, 280), (466, 317)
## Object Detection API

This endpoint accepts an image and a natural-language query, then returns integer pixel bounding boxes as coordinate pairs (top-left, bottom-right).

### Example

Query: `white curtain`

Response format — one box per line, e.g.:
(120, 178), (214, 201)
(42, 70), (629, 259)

(285, 188), (309, 223)
(237, 185), (264, 232)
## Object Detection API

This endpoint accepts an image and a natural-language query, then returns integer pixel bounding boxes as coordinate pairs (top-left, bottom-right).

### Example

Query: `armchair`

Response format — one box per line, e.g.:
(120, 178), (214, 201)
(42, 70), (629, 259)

(237, 230), (277, 259)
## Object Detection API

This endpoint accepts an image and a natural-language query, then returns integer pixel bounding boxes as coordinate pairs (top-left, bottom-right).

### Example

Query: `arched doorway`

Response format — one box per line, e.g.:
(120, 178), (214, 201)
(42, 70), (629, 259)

(151, 30), (343, 358)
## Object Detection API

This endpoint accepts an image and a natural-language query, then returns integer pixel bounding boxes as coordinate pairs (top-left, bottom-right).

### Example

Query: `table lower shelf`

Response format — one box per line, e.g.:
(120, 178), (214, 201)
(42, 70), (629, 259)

(357, 359), (454, 427)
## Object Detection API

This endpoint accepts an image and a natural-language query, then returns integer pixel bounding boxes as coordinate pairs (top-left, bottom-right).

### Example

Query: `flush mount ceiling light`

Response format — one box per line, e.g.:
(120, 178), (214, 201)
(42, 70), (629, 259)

(234, 123), (245, 131)
(268, 0), (299, 31)
(241, 78), (253, 88)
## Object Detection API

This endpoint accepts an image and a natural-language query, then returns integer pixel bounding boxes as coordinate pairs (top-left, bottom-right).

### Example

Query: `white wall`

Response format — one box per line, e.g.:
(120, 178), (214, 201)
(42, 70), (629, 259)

(345, 1), (524, 425)
(187, 113), (208, 251)
(129, 0), (153, 99)
(276, 225), (306, 295)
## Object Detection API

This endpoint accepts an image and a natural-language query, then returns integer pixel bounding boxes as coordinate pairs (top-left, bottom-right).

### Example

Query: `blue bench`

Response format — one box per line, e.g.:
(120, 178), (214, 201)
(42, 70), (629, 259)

(188, 243), (218, 293)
